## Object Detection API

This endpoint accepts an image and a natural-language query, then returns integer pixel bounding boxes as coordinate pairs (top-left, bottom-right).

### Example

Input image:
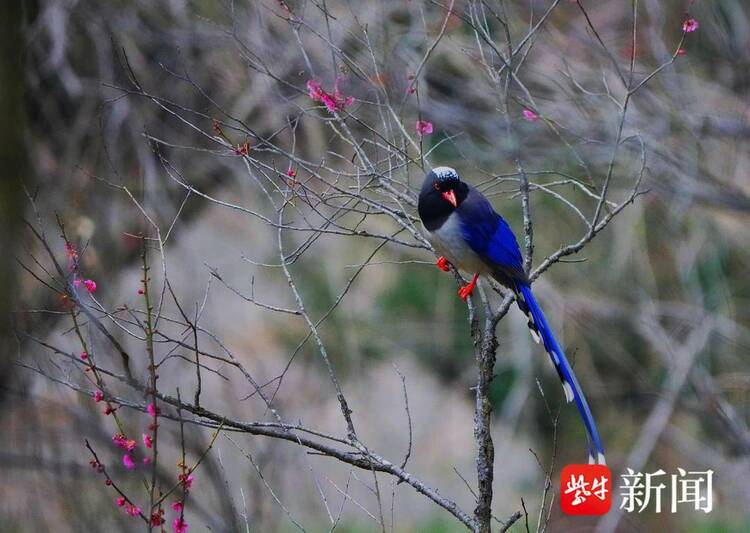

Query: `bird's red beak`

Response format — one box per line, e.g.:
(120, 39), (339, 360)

(441, 190), (458, 208)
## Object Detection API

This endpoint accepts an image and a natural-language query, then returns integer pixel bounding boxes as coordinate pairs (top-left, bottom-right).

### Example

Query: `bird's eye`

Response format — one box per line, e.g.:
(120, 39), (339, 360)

(433, 183), (441, 191)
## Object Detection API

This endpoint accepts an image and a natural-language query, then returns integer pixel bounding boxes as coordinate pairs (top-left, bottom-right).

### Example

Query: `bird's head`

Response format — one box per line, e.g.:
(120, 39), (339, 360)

(418, 167), (469, 226)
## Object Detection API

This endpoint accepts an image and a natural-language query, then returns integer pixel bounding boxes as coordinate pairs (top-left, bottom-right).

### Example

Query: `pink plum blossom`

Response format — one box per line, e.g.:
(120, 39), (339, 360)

(150, 511), (165, 526)
(415, 120), (433, 137)
(178, 473), (194, 491)
(147, 402), (160, 418)
(173, 517), (189, 533)
(522, 109), (539, 122)
(112, 434), (136, 451)
(683, 17), (699, 33)
(122, 453), (136, 470)
(126, 504), (141, 516)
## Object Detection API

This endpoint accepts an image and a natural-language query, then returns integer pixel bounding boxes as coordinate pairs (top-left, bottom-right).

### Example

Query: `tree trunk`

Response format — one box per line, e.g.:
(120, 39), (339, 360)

(0, 0), (30, 401)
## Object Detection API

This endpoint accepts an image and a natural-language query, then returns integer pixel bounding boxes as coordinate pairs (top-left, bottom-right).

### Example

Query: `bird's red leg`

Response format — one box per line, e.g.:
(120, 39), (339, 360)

(436, 256), (451, 272)
(458, 273), (479, 301)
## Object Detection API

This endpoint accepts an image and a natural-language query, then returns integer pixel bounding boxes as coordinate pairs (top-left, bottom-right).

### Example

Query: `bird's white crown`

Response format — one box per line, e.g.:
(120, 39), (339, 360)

(432, 166), (458, 179)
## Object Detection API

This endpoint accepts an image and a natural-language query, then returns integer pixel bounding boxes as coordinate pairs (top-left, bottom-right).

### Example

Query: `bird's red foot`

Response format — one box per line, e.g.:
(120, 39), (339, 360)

(436, 256), (451, 272)
(458, 274), (479, 301)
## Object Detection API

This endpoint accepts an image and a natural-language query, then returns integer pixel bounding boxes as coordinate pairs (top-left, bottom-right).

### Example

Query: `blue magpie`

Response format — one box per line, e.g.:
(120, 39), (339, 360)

(417, 166), (605, 464)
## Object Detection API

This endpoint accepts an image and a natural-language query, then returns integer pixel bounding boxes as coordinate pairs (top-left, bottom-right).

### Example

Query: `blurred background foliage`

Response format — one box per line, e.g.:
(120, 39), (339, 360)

(3, 0), (750, 531)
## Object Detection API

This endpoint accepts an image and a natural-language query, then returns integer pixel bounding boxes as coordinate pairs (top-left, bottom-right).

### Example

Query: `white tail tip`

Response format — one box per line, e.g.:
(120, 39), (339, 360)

(562, 381), (575, 403)
(588, 451), (606, 465)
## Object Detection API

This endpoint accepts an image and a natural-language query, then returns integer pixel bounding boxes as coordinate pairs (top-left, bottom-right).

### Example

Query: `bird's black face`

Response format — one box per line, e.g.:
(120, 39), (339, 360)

(418, 166), (469, 230)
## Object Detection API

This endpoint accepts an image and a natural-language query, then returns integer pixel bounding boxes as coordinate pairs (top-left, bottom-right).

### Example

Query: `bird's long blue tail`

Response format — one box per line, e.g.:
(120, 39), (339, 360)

(517, 283), (605, 464)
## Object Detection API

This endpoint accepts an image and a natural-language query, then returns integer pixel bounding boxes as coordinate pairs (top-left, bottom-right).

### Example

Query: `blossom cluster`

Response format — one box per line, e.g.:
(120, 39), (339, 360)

(307, 77), (354, 113)
(85, 395), (192, 531)
(65, 242), (97, 294)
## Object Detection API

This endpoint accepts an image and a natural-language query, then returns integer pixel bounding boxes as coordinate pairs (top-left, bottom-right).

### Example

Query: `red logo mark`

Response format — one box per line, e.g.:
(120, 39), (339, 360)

(560, 464), (612, 515)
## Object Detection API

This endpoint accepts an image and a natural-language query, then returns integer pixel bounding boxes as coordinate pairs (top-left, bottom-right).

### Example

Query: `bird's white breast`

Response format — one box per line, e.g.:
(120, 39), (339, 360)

(425, 212), (489, 274)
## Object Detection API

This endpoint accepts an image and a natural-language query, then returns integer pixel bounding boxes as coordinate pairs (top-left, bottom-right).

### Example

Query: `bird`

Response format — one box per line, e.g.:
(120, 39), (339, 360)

(417, 166), (605, 465)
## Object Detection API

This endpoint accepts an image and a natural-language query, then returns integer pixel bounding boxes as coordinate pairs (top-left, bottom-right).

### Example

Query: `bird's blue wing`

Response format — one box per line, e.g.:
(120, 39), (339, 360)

(456, 187), (525, 277)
